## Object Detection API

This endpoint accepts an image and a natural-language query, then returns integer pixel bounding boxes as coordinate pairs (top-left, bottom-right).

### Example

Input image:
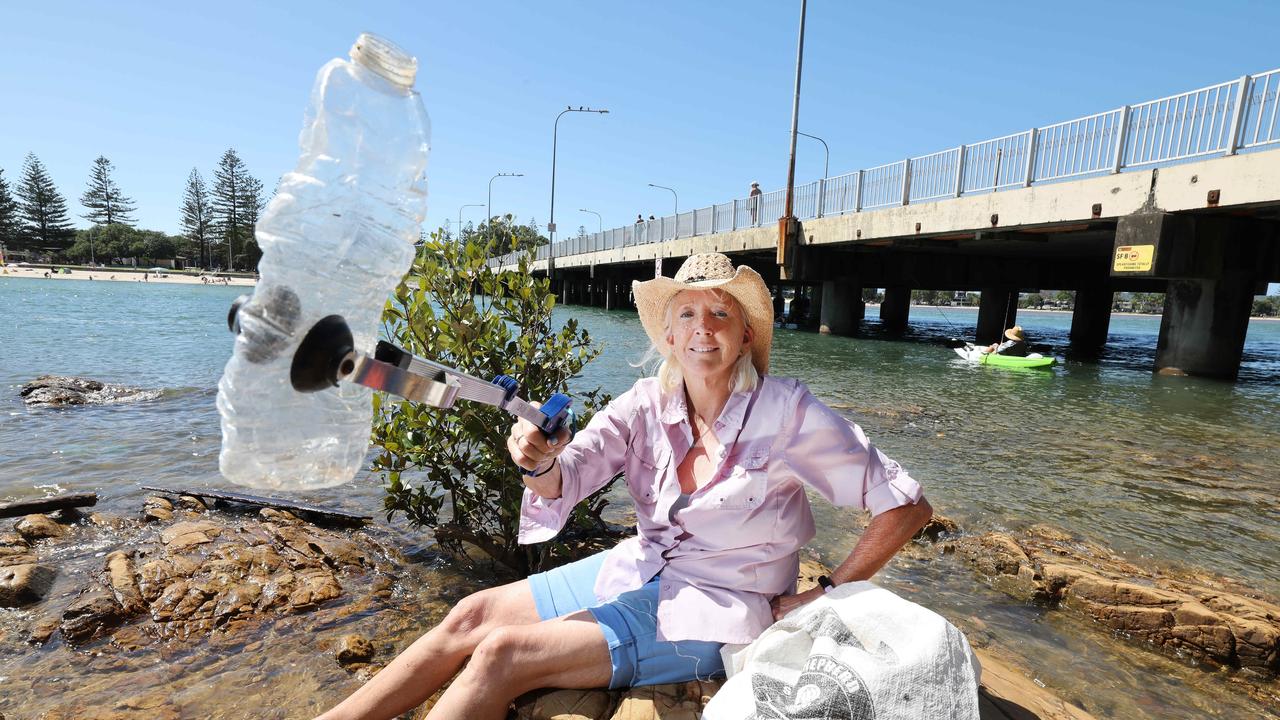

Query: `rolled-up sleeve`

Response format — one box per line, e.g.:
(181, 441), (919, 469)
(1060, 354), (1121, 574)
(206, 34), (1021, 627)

(518, 385), (638, 544)
(777, 387), (923, 516)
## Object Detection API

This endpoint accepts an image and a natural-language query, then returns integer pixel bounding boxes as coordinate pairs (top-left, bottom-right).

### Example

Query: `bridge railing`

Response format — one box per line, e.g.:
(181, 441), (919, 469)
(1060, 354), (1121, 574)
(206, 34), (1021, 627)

(506, 67), (1280, 269)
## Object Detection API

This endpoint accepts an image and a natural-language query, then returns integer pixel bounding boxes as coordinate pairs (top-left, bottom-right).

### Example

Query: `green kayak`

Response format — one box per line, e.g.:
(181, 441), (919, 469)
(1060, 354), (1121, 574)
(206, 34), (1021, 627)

(954, 346), (1058, 369)
(981, 353), (1057, 369)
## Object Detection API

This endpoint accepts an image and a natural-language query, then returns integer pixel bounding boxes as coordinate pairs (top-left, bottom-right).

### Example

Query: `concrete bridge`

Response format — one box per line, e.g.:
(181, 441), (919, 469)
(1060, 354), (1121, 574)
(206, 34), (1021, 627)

(499, 68), (1280, 380)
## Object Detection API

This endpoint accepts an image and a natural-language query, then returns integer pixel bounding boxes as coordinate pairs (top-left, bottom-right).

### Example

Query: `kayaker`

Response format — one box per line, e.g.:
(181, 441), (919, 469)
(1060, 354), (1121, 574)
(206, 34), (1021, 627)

(316, 252), (933, 720)
(987, 325), (1028, 356)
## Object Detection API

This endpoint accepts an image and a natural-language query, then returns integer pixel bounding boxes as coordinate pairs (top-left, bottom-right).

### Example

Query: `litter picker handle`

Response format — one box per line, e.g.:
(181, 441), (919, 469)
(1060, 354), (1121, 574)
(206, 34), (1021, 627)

(492, 376), (576, 477)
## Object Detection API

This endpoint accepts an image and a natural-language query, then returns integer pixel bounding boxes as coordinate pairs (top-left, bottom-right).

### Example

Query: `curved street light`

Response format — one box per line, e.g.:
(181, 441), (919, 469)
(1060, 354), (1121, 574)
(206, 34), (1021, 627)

(647, 183), (678, 219)
(458, 203), (484, 239)
(578, 208), (602, 234)
(796, 131), (829, 179)
(549, 106), (609, 269)
(488, 172), (523, 224)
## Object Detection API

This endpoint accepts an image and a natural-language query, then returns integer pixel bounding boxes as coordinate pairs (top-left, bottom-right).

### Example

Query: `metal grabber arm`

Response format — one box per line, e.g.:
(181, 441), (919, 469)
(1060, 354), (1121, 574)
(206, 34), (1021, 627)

(229, 298), (574, 474)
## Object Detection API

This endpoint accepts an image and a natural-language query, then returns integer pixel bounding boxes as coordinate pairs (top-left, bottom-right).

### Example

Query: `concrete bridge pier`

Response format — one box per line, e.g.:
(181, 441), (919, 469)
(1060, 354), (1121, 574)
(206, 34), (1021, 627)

(1115, 213), (1278, 380)
(819, 280), (864, 335)
(1156, 276), (1255, 379)
(976, 289), (1019, 345)
(1070, 285), (1114, 349)
(879, 286), (911, 332)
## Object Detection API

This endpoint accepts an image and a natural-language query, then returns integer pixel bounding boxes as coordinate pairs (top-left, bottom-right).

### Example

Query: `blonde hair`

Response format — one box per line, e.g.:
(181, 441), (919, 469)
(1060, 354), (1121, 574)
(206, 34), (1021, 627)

(639, 289), (760, 395)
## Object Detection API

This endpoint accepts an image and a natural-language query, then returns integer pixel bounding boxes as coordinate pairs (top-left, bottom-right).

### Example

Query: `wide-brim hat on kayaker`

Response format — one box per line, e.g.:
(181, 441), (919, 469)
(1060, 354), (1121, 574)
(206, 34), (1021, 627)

(1004, 325), (1025, 341)
(633, 253), (773, 374)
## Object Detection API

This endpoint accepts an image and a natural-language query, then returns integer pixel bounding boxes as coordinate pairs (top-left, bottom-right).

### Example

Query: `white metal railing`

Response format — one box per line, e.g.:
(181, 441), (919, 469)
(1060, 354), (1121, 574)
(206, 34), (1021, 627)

(508, 68), (1280, 268)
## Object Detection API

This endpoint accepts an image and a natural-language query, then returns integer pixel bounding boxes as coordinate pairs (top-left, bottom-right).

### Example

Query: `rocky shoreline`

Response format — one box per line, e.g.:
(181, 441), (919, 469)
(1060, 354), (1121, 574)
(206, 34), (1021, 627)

(2, 496), (1277, 718)
(946, 523), (1280, 708)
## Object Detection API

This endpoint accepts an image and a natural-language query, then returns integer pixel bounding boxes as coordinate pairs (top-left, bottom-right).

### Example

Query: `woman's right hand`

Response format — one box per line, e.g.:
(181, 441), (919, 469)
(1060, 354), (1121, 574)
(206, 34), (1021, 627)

(506, 407), (572, 474)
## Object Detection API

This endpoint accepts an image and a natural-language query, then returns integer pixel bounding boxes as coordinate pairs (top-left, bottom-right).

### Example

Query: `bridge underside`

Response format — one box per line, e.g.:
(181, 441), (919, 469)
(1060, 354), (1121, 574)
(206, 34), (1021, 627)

(536, 150), (1280, 380)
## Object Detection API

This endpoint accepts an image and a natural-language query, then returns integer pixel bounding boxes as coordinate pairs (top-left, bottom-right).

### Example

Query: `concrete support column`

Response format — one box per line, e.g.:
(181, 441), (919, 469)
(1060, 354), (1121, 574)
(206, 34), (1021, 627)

(977, 289), (1018, 345)
(604, 280), (614, 311)
(819, 281), (864, 336)
(879, 286), (911, 332)
(1070, 286), (1113, 349)
(1155, 277), (1254, 379)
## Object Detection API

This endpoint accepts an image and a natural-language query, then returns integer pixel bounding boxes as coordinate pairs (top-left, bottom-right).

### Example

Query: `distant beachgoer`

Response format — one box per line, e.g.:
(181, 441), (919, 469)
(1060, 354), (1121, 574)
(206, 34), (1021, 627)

(987, 326), (1028, 356)
(749, 182), (762, 225)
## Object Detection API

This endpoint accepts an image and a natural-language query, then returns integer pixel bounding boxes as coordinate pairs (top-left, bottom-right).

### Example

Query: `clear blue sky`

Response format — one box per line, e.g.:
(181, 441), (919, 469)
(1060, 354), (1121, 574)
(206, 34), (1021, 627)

(2, 0), (1278, 256)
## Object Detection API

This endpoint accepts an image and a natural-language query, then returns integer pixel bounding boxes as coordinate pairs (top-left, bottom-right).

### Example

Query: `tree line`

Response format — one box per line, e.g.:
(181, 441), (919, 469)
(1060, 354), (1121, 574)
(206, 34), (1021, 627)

(0, 150), (265, 271)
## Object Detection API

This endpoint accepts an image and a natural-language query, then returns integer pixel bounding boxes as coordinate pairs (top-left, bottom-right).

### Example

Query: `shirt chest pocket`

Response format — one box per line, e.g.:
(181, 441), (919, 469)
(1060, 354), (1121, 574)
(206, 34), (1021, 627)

(710, 449), (770, 510)
(625, 445), (669, 506)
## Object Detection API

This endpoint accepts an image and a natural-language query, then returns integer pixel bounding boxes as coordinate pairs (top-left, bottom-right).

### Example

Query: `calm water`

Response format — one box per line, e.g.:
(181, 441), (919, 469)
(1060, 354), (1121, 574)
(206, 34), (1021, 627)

(1, 277), (1278, 719)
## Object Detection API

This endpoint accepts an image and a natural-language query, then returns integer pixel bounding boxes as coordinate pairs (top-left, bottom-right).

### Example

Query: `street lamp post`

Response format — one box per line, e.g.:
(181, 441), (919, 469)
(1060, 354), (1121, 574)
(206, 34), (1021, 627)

(647, 183), (678, 222)
(458, 203), (484, 239)
(579, 208), (602, 234)
(796, 131), (829, 179)
(647, 183), (678, 278)
(549, 106), (609, 271)
(488, 172), (523, 225)
(781, 0), (809, 278)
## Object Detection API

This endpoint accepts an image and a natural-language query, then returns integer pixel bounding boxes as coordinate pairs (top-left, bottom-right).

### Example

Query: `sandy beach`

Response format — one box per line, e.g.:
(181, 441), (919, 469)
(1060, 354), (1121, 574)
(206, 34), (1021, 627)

(0, 265), (256, 287)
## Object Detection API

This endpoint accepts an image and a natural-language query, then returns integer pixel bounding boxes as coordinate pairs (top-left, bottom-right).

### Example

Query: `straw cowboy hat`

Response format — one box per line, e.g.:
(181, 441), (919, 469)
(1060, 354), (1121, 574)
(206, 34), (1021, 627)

(1004, 325), (1025, 341)
(633, 253), (773, 374)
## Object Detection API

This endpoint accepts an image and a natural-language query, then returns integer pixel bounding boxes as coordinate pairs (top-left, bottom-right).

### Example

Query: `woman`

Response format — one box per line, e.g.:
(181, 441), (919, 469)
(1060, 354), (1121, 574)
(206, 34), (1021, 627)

(318, 253), (932, 720)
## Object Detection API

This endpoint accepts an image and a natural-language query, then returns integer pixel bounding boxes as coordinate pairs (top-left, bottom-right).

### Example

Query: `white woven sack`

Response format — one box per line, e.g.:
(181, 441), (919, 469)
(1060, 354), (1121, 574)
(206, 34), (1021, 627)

(704, 582), (981, 720)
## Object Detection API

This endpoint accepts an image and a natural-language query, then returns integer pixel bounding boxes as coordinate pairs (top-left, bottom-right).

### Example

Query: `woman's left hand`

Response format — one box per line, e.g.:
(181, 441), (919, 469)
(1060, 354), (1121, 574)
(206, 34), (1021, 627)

(769, 587), (824, 621)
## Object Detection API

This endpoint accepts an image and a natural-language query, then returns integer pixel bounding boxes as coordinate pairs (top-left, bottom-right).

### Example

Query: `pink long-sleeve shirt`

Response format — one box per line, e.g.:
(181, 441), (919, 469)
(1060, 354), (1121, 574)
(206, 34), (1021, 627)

(519, 375), (924, 644)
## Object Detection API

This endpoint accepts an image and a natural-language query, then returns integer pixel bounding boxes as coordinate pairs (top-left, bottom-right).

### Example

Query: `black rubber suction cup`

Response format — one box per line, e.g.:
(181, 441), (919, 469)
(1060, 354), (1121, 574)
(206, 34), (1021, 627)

(228, 294), (251, 333)
(290, 315), (355, 392)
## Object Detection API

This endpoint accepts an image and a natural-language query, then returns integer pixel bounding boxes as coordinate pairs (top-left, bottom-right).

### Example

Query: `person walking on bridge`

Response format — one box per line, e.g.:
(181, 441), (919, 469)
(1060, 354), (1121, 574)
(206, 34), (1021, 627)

(749, 181), (762, 226)
(316, 252), (932, 720)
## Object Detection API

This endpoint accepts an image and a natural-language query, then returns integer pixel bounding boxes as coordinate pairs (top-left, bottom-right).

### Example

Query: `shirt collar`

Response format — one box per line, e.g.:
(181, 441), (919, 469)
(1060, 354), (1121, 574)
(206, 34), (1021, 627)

(659, 381), (754, 437)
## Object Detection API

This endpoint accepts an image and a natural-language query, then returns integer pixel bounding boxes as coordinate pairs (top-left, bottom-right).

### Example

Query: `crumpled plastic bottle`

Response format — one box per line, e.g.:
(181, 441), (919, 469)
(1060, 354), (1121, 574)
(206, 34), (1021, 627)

(216, 33), (430, 490)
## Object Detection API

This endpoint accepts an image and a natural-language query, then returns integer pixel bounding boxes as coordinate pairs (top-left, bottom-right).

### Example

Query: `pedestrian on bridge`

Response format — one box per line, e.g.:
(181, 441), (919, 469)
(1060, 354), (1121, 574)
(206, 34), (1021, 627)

(315, 252), (933, 720)
(749, 181), (762, 225)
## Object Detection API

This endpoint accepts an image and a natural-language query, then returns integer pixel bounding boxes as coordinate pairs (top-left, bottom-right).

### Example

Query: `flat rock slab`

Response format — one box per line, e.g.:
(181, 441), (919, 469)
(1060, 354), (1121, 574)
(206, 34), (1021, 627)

(949, 525), (1280, 693)
(0, 493), (98, 519)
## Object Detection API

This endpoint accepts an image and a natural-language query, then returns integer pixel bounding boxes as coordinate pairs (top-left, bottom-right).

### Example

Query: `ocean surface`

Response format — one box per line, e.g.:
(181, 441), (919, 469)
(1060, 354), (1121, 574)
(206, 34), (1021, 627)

(1, 276), (1278, 718)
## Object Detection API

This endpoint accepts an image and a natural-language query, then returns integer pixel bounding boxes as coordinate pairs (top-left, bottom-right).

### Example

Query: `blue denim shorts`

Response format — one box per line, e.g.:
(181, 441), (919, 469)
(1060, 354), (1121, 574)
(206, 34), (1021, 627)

(527, 549), (726, 689)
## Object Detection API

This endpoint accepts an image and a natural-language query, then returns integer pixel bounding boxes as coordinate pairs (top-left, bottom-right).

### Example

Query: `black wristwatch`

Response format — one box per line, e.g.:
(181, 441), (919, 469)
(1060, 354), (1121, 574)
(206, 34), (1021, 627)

(817, 575), (835, 593)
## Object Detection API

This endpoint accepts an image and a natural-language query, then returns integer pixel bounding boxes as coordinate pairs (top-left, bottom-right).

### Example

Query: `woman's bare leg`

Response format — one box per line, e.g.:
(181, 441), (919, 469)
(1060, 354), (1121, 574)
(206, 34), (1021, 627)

(315, 579), (542, 720)
(425, 610), (612, 720)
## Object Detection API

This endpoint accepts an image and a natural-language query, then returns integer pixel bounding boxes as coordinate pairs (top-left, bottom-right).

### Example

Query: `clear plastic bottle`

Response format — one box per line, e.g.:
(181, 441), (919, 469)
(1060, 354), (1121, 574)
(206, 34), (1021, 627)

(216, 33), (430, 490)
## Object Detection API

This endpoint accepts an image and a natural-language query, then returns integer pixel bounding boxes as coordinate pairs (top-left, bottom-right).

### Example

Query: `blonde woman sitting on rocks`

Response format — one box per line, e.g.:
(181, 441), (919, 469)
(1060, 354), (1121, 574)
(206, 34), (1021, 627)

(317, 252), (933, 720)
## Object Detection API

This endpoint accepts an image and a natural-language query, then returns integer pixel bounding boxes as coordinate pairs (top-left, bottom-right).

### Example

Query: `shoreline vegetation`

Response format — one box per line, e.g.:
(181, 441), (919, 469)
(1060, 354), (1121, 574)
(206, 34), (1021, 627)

(878, 302), (1280, 321)
(0, 264), (256, 287)
(6, 269), (1278, 321)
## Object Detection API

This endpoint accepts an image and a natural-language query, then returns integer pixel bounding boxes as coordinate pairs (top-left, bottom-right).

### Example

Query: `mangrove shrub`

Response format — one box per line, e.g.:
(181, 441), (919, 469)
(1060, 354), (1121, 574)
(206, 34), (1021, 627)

(374, 227), (614, 574)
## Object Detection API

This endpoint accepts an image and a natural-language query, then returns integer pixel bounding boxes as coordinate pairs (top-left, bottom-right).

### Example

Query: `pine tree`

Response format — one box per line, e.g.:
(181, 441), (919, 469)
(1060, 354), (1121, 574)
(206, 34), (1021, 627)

(16, 153), (75, 252)
(210, 148), (249, 270)
(0, 168), (21, 252)
(80, 156), (136, 226)
(180, 168), (213, 268)
(238, 174), (265, 269)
